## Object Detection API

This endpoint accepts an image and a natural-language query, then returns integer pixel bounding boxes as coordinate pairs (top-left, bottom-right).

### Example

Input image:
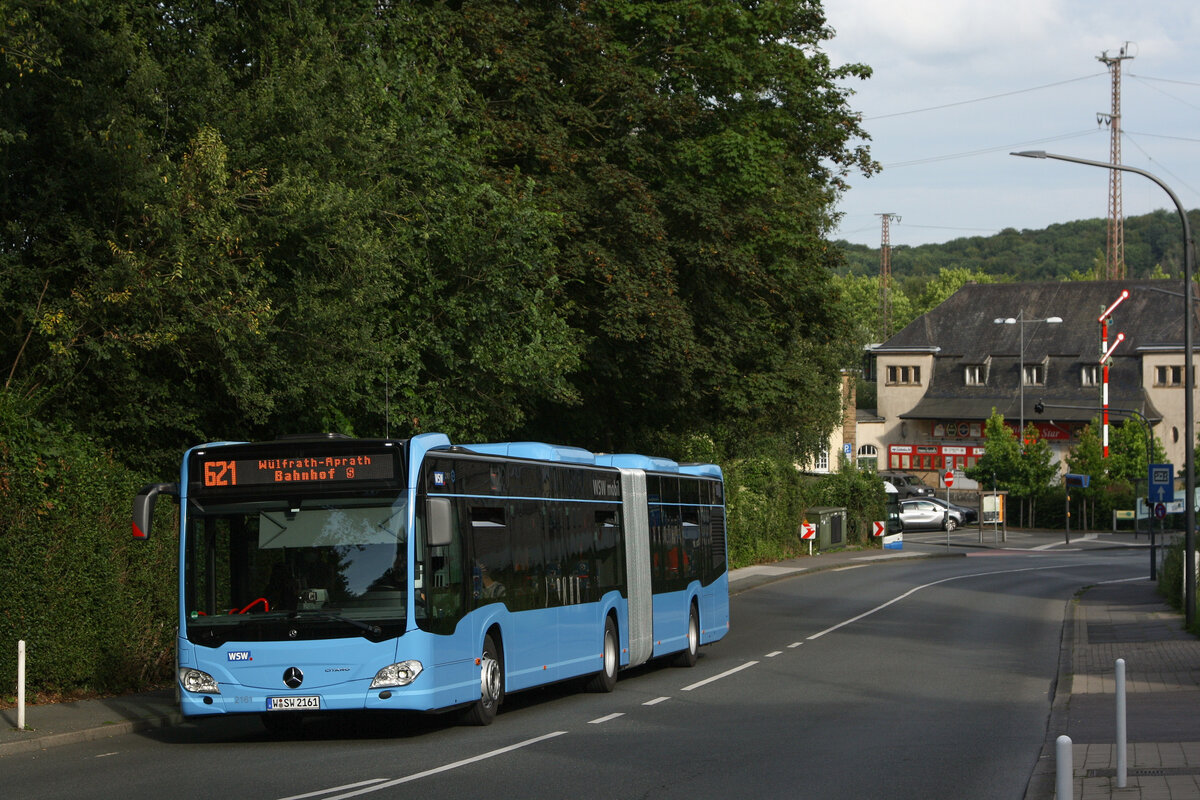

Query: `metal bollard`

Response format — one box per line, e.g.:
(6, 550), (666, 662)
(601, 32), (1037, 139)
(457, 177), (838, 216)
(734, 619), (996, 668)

(1056, 734), (1073, 799)
(18, 640), (26, 731)
(1116, 658), (1127, 788)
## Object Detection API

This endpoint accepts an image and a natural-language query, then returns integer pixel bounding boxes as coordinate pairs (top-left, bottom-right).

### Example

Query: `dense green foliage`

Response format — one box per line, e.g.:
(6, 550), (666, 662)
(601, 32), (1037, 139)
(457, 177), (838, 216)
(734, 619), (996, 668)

(837, 210), (1200, 285)
(0, 395), (176, 697)
(1, 0), (874, 471)
(726, 455), (883, 565)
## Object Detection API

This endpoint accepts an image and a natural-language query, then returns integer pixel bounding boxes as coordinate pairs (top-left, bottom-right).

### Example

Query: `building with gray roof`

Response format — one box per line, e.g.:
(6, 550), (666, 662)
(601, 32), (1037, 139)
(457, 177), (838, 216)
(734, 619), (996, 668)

(863, 280), (1199, 488)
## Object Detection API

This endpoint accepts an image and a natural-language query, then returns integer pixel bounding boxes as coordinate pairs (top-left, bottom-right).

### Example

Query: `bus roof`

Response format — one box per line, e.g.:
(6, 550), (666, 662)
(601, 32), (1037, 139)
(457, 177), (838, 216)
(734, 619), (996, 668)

(458, 442), (720, 478)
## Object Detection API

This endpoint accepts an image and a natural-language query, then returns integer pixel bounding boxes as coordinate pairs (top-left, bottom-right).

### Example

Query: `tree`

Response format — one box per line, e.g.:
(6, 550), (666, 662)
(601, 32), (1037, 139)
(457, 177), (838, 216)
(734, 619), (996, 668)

(1, 1), (586, 468)
(965, 410), (1055, 526)
(965, 410), (1022, 497)
(1065, 420), (1106, 530)
(450, 1), (876, 460)
(1016, 424), (1058, 527)
(1108, 417), (1167, 489)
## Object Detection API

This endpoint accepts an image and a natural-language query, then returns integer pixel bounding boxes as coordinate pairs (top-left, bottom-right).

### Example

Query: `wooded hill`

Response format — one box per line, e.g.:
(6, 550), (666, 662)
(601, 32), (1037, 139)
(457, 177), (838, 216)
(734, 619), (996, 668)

(836, 209), (1200, 292)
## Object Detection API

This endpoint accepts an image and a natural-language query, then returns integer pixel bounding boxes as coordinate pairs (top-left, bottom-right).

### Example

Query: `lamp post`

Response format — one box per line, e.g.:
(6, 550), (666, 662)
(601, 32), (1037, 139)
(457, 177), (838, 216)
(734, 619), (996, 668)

(994, 310), (1063, 446)
(1014, 150), (1196, 627)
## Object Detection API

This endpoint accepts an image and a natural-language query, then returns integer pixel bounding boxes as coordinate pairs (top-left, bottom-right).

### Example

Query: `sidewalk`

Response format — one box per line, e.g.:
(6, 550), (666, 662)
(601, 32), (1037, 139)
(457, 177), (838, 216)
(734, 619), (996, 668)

(2, 529), (1197, 800)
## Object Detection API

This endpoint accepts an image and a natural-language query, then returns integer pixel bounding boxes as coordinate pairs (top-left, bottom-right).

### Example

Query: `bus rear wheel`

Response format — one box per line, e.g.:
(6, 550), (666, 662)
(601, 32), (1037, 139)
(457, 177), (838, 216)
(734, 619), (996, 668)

(586, 616), (618, 693)
(673, 603), (699, 667)
(462, 633), (503, 726)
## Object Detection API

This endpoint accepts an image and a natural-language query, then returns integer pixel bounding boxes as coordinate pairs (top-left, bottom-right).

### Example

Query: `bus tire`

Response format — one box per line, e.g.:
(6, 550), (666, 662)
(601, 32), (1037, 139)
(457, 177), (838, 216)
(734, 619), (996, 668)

(673, 603), (699, 667)
(586, 616), (619, 693)
(462, 633), (503, 726)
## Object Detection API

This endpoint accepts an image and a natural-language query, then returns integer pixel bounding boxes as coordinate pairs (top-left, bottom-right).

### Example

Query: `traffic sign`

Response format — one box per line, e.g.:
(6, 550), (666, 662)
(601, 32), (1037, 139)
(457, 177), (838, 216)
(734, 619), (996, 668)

(1154, 502), (1168, 521)
(800, 523), (816, 540)
(872, 521), (885, 537)
(1149, 463), (1174, 503)
(943, 470), (955, 488)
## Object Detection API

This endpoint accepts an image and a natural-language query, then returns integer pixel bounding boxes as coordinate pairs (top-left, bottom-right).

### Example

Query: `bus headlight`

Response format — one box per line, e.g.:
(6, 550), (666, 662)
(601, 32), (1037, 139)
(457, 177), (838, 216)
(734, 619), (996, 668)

(179, 667), (220, 694)
(370, 660), (423, 688)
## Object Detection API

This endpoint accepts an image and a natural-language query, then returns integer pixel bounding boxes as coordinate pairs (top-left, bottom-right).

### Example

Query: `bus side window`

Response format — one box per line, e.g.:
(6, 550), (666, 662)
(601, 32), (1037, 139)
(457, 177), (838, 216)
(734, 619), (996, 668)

(470, 506), (511, 607)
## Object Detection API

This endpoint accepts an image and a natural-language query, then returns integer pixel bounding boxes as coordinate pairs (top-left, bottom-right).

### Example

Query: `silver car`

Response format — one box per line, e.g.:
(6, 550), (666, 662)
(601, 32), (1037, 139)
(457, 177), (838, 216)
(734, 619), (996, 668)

(899, 498), (963, 531)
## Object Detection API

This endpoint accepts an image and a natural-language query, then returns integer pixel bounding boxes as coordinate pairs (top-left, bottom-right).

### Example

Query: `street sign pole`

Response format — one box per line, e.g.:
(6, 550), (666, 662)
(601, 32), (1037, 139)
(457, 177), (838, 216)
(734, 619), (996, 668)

(943, 470), (955, 547)
(1149, 463), (1174, 582)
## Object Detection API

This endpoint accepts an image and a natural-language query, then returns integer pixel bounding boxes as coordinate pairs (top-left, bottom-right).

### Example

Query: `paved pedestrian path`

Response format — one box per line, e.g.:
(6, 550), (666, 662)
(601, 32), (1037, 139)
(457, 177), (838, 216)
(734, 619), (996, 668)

(1025, 578), (1200, 799)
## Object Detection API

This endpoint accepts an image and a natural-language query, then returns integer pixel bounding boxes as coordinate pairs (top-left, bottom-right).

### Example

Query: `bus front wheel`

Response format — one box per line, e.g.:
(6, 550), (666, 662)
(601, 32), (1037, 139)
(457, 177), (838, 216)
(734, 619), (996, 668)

(462, 633), (503, 726)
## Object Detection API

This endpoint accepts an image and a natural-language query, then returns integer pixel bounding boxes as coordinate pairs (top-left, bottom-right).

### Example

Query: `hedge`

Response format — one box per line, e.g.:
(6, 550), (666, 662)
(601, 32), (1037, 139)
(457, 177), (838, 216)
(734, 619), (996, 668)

(0, 395), (177, 698)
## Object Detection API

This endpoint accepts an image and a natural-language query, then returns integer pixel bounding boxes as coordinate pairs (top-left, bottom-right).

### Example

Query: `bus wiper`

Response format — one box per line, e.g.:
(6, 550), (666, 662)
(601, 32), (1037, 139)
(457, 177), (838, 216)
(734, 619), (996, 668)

(287, 610), (382, 636)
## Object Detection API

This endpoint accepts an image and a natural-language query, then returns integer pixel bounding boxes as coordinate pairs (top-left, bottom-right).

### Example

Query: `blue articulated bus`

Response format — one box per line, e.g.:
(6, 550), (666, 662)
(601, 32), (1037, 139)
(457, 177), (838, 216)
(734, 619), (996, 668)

(132, 433), (729, 730)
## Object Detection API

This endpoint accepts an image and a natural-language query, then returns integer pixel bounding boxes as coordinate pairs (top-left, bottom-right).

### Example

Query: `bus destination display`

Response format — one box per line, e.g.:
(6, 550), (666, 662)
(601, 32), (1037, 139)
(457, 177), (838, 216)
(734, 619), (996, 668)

(199, 452), (396, 490)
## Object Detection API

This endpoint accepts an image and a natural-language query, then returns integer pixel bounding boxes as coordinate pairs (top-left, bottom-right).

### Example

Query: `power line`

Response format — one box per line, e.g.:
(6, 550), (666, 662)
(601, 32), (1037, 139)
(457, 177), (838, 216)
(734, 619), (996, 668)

(864, 74), (1104, 121)
(1128, 74), (1200, 114)
(1127, 73), (1200, 89)
(882, 129), (1099, 169)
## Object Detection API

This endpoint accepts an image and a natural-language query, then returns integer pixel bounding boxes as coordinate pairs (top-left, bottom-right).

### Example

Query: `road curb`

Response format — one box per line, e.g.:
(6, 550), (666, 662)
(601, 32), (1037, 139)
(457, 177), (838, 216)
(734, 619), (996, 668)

(1022, 595), (1076, 800)
(0, 712), (184, 757)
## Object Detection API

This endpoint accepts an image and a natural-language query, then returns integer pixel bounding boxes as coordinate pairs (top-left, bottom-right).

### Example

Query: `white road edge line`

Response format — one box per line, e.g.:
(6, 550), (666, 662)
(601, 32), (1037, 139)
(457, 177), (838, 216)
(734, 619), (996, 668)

(681, 660), (759, 692)
(276, 779), (389, 800)
(806, 563), (1129, 641)
(298, 732), (569, 800)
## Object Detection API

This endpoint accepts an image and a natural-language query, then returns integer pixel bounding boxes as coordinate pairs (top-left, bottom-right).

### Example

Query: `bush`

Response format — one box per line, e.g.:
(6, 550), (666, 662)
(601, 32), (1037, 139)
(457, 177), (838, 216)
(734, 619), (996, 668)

(725, 455), (806, 566)
(0, 394), (177, 698)
(1158, 538), (1200, 631)
(723, 454), (885, 567)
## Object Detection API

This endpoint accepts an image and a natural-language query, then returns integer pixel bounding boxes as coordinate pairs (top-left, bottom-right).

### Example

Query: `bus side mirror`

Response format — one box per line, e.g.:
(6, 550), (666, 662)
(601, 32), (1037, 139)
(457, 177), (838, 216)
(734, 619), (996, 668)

(426, 497), (453, 547)
(132, 483), (178, 541)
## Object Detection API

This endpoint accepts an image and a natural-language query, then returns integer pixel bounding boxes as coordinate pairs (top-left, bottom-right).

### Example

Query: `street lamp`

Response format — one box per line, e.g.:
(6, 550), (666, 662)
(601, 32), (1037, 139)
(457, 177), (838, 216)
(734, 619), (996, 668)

(1013, 150), (1197, 627)
(993, 310), (1063, 445)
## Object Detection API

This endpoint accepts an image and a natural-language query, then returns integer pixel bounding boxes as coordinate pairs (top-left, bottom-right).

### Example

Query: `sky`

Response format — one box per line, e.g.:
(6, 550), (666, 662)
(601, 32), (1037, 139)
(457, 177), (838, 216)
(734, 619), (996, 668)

(821, 0), (1200, 249)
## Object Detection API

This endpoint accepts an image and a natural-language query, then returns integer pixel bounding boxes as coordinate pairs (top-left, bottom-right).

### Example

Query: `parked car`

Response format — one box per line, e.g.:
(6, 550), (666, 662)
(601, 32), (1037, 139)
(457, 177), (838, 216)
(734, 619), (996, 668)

(899, 498), (963, 531)
(880, 471), (934, 499)
(924, 495), (979, 524)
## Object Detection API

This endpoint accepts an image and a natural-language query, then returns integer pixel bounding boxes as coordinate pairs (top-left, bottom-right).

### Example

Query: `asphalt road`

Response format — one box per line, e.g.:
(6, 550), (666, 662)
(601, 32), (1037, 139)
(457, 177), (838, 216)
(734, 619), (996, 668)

(7, 548), (1143, 800)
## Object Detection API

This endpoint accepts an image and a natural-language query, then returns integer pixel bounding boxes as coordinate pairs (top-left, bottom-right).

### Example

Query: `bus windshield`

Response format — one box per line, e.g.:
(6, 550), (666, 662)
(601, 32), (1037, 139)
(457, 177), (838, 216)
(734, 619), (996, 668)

(184, 495), (410, 646)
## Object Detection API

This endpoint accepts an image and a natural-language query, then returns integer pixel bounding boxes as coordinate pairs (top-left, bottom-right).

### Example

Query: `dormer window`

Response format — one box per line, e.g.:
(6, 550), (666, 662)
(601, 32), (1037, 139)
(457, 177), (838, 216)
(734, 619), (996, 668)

(1081, 365), (1099, 387)
(1023, 364), (1046, 386)
(964, 365), (986, 386)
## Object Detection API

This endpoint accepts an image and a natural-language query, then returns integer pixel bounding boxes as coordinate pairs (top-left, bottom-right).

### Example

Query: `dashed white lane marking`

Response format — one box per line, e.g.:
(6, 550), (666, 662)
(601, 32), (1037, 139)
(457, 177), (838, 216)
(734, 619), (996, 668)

(589, 712), (625, 724)
(681, 660), (759, 692)
(765, 650), (783, 658)
(643, 696), (671, 706)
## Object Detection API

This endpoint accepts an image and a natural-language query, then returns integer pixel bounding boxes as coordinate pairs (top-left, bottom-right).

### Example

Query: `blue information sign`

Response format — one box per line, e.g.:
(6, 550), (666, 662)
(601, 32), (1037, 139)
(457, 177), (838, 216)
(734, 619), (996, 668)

(1149, 463), (1174, 503)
